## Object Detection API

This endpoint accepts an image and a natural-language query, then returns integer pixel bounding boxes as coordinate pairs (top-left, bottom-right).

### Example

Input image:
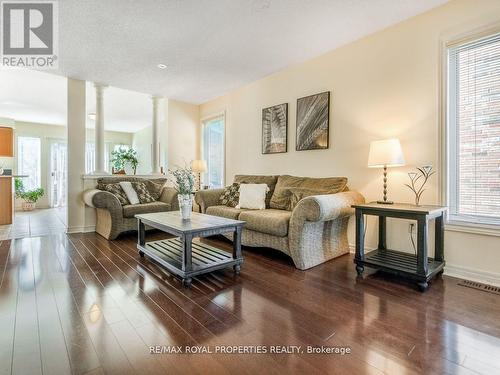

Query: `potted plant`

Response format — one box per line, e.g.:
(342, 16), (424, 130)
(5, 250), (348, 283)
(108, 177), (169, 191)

(169, 166), (195, 220)
(14, 178), (45, 211)
(110, 146), (139, 175)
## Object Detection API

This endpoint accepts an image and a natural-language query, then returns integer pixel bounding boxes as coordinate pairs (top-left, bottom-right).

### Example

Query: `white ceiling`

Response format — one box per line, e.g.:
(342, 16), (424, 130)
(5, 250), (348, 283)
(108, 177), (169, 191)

(0, 69), (152, 133)
(0, 0), (448, 129)
(55, 0), (448, 104)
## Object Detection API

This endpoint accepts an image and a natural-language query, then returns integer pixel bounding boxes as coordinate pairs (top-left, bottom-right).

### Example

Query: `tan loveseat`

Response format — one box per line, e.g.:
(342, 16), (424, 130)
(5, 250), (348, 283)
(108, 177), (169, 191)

(195, 175), (365, 270)
(84, 177), (179, 240)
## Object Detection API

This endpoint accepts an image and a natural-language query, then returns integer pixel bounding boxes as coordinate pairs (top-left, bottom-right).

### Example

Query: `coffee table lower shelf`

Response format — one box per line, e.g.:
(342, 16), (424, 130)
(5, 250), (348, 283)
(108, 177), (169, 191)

(137, 238), (242, 286)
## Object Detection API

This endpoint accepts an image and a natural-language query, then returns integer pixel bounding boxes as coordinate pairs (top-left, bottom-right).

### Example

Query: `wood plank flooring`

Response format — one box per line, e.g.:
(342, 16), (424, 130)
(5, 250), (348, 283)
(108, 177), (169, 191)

(0, 231), (500, 375)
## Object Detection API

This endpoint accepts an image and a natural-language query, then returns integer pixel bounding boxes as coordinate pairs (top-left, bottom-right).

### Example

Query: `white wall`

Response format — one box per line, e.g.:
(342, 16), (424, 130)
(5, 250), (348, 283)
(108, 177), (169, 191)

(9, 121), (132, 209)
(132, 125), (152, 175)
(200, 0), (500, 283)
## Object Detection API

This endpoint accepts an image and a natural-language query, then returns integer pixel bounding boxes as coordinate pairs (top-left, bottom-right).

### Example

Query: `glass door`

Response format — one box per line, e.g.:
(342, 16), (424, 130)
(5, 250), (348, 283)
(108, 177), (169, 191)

(49, 140), (67, 208)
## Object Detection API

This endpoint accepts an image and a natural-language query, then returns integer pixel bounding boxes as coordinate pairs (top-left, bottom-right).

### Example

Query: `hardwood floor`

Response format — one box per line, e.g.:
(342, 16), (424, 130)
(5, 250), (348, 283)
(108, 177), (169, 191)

(1, 231), (500, 375)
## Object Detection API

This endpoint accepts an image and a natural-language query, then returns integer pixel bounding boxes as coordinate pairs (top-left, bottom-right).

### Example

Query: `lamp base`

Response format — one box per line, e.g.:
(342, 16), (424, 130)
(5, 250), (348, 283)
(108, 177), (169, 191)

(377, 200), (394, 205)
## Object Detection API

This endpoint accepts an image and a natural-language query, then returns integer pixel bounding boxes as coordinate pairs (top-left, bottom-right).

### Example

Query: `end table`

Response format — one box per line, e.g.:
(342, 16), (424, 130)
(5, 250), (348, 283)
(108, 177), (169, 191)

(351, 202), (447, 292)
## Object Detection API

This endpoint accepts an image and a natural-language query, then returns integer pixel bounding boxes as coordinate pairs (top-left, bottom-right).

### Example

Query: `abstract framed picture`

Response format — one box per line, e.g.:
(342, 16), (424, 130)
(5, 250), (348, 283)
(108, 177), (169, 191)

(262, 103), (288, 154)
(296, 91), (330, 151)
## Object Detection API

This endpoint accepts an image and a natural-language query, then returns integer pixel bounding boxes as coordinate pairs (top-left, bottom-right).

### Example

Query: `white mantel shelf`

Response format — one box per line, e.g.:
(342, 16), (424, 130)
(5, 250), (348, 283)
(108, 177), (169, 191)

(82, 174), (167, 180)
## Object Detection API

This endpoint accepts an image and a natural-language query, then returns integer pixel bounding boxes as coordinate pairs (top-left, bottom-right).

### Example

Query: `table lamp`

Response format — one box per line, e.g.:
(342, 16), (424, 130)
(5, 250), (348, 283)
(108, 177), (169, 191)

(368, 138), (405, 204)
(191, 159), (207, 190)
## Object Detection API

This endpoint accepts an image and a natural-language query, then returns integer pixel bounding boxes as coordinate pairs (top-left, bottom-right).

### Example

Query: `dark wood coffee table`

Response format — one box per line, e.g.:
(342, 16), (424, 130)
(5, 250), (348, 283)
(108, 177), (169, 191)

(135, 211), (245, 287)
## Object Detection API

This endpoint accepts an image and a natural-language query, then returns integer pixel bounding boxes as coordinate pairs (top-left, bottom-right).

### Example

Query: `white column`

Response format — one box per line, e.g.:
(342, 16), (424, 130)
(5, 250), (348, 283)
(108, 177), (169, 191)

(150, 95), (162, 175)
(67, 78), (86, 232)
(93, 83), (109, 175)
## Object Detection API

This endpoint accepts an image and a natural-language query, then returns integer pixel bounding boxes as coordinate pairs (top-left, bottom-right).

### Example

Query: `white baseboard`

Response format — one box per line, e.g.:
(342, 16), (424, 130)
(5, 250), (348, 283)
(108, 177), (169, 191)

(348, 244), (376, 253)
(348, 244), (500, 287)
(444, 264), (500, 287)
(67, 225), (95, 233)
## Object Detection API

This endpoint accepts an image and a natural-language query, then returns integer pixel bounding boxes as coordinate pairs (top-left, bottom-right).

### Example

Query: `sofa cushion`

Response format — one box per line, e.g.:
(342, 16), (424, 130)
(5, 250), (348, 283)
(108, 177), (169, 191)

(219, 183), (240, 207)
(234, 175), (278, 208)
(132, 181), (156, 203)
(102, 183), (130, 205)
(206, 205), (248, 220)
(238, 209), (291, 237)
(123, 202), (171, 218)
(270, 175), (348, 210)
(143, 180), (165, 200)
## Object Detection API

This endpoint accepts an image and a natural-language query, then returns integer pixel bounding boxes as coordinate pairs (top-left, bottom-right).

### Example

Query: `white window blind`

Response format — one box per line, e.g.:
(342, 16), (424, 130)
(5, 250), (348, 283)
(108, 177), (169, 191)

(448, 32), (500, 225)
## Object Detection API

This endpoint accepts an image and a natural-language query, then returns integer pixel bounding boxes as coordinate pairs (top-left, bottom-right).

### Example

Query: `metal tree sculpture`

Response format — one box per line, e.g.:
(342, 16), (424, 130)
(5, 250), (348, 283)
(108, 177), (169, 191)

(405, 165), (435, 206)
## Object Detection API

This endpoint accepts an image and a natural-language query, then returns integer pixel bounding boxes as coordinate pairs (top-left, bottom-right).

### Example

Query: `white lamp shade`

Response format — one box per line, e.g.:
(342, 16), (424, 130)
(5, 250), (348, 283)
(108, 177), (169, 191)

(368, 138), (405, 168)
(191, 159), (207, 173)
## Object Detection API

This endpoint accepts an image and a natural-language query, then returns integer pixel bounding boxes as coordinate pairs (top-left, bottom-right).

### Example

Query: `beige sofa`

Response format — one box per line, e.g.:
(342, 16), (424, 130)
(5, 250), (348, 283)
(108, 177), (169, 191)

(195, 175), (365, 270)
(84, 177), (179, 240)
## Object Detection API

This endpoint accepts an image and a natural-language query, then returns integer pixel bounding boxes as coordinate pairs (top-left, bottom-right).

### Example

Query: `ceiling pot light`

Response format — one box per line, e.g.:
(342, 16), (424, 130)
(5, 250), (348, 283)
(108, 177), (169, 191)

(157, 64), (167, 69)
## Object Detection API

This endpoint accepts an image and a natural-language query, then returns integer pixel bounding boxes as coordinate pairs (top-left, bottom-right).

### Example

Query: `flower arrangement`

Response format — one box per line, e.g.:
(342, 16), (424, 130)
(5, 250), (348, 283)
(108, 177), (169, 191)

(169, 166), (195, 196)
(110, 146), (139, 174)
(169, 166), (195, 220)
(405, 165), (435, 206)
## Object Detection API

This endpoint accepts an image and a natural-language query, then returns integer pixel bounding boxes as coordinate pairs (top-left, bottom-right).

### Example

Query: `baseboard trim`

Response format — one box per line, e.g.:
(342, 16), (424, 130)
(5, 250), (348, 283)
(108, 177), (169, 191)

(444, 264), (500, 287)
(348, 244), (376, 253)
(67, 225), (96, 234)
(348, 244), (500, 287)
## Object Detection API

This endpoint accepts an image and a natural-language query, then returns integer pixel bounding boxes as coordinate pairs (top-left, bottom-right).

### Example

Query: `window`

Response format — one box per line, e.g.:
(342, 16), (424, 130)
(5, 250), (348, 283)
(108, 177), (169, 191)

(202, 115), (225, 188)
(85, 142), (116, 173)
(85, 142), (95, 174)
(17, 136), (41, 190)
(447, 32), (500, 226)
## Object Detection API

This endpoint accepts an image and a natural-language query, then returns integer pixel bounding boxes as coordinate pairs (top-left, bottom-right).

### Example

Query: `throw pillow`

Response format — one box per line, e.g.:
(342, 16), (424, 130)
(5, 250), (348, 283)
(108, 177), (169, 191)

(236, 183), (269, 210)
(287, 187), (327, 211)
(119, 181), (140, 205)
(132, 182), (156, 204)
(219, 183), (240, 207)
(270, 175), (348, 210)
(102, 183), (130, 206)
(143, 180), (164, 200)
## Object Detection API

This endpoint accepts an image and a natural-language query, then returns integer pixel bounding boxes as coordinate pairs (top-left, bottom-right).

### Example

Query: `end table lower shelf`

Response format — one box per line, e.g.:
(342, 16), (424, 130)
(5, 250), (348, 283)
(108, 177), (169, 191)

(355, 248), (445, 290)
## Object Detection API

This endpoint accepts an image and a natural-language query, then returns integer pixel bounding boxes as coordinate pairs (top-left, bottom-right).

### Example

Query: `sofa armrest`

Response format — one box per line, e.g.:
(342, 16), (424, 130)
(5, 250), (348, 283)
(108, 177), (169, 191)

(86, 189), (123, 214)
(158, 186), (179, 210)
(83, 189), (101, 208)
(291, 191), (365, 222)
(194, 188), (224, 213)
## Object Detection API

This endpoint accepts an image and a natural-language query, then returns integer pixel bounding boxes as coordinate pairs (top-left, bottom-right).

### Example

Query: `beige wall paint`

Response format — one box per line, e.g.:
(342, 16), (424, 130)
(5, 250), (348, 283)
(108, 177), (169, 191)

(200, 0), (500, 281)
(132, 98), (199, 175)
(132, 125), (152, 175)
(167, 99), (200, 169)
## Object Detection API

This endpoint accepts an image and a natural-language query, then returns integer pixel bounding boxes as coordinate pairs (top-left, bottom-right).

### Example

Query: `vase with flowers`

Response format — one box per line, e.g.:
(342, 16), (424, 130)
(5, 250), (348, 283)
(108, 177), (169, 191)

(169, 166), (195, 220)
